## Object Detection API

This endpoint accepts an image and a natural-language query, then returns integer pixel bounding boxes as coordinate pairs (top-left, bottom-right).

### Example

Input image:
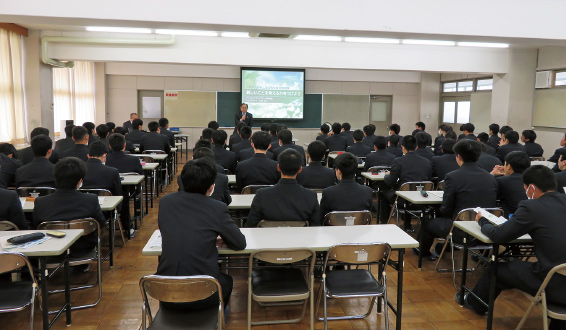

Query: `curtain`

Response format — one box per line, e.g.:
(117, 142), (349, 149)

(52, 61), (95, 133)
(0, 28), (27, 144)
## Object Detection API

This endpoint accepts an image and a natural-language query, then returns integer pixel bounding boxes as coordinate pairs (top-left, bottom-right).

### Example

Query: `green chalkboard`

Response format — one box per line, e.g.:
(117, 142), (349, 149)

(217, 92), (322, 128)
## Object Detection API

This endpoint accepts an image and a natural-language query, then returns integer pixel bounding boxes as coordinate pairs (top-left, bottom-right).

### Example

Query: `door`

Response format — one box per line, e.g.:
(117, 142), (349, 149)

(369, 95), (392, 135)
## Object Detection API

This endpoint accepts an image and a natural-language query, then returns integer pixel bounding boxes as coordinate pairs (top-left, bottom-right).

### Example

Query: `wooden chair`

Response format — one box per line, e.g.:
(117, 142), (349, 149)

(257, 220), (309, 227)
(241, 185), (272, 194)
(516, 263), (566, 330)
(315, 243), (391, 330)
(323, 210), (372, 226)
(248, 248), (316, 330)
(0, 252), (38, 330)
(139, 275), (224, 330)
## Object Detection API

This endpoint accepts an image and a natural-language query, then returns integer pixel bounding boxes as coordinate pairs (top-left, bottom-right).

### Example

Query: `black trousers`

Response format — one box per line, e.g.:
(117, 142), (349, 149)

(421, 217), (454, 254)
(161, 273), (233, 311)
(469, 261), (566, 329)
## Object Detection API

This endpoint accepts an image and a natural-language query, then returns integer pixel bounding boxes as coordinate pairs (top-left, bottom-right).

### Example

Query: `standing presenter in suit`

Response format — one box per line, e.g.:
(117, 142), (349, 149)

(235, 103), (253, 127)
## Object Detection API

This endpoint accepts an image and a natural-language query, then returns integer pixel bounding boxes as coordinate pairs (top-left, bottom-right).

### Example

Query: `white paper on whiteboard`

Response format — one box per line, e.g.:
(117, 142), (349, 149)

(142, 97), (161, 118)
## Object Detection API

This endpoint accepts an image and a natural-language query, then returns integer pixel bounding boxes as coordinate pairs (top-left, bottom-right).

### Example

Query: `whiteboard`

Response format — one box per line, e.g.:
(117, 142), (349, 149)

(164, 91), (217, 127)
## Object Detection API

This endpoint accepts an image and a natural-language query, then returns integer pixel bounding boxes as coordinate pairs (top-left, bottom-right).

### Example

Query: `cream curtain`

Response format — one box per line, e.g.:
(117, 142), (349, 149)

(0, 28), (27, 144)
(52, 61), (95, 133)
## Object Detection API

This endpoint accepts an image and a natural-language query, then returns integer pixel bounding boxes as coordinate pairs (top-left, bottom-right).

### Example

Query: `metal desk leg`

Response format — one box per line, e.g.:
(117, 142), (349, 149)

(459, 233), (470, 304)
(40, 257), (49, 330)
(110, 211), (115, 267)
(64, 250), (71, 325)
(138, 182), (144, 225)
(486, 244), (499, 330)
(395, 249), (405, 330)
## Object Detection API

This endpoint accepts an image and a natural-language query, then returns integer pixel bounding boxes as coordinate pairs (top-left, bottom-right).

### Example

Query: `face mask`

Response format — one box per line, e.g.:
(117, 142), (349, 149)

(438, 130), (442, 135)
(389, 131), (392, 136)
(525, 185), (535, 199)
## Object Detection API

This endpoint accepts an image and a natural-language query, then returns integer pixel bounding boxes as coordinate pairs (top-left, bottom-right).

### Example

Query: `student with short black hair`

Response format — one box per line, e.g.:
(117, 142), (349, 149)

(208, 121), (220, 130)
(157, 157), (246, 311)
(106, 122), (116, 132)
(112, 127), (135, 153)
(201, 128), (214, 141)
(0, 186), (27, 229)
(177, 148), (232, 205)
(346, 129), (371, 157)
(95, 124), (110, 152)
(364, 136), (395, 171)
(521, 129), (544, 157)
(269, 123), (280, 143)
(158, 117), (175, 146)
(17, 127), (60, 165)
(433, 124), (446, 156)
(61, 126), (89, 161)
(55, 124), (76, 154)
(362, 124), (376, 147)
(0, 143), (23, 189)
(260, 123), (270, 132)
(461, 123), (476, 140)
(499, 125), (513, 140)
(415, 132), (435, 160)
(445, 130), (458, 140)
(488, 123), (501, 149)
(246, 148), (320, 227)
(106, 133), (144, 175)
(232, 126), (253, 160)
(495, 130), (525, 162)
(272, 129), (306, 166)
(464, 166), (566, 330)
(296, 141), (336, 189)
(325, 122), (348, 152)
(229, 122), (247, 151)
(317, 123), (330, 142)
(431, 138), (460, 181)
(489, 151), (530, 217)
(238, 131), (275, 162)
(140, 121), (171, 153)
(126, 118), (146, 145)
(211, 129), (237, 173)
(15, 135), (56, 188)
(386, 134), (403, 157)
(476, 132), (496, 156)
(340, 122), (354, 146)
(83, 121), (98, 146)
(419, 140), (497, 259)
(33, 157), (106, 261)
(320, 152), (373, 223)
(388, 123), (401, 136)
(235, 131), (279, 190)
(82, 141), (122, 196)
(415, 121), (432, 146)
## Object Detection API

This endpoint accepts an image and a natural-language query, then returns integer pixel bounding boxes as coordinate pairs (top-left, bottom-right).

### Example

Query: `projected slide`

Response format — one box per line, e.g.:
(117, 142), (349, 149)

(241, 68), (305, 119)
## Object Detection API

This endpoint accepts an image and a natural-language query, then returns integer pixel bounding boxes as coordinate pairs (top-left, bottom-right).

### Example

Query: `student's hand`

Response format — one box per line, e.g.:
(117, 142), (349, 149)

(384, 171), (390, 175)
(490, 165), (505, 176)
(475, 212), (482, 223)
(216, 237), (227, 248)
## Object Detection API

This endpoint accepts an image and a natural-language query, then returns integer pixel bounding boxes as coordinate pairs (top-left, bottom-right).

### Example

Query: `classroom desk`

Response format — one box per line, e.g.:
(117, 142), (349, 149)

(361, 171), (386, 182)
(131, 153), (169, 187)
(175, 134), (190, 161)
(395, 190), (444, 269)
(453, 221), (533, 330)
(0, 229), (83, 330)
(228, 193), (323, 210)
(531, 160), (555, 169)
(227, 175), (236, 185)
(120, 174), (145, 235)
(142, 163), (159, 209)
(142, 224), (418, 330)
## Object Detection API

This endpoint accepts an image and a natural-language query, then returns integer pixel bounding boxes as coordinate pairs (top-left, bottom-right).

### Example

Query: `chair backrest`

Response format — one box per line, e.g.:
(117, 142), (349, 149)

(0, 221), (19, 231)
(325, 243), (391, 266)
(436, 180), (446, 191)
(143, 150), (166, 155)
(224, 169), (232, 175)
(249, 248), (316, 272)
(241, 185), (272, 194)
(257, 220), (309, 228)
(531, 263), (566, 305)
(141, 156), (155, 163)
(37, 218), (100, 237)
(454, 208), (504, 221)
(79, 188), (112, 197)
(367, 166), (391, 173)
(0, 252), (36, 281)
(310, 188), (324, 194)
(398, 181), (434, 192)
(16, 187), (56, 198)
(139, 275), (224, 329)
(530, 156), (545, 161)
(323, 211), (372, 226)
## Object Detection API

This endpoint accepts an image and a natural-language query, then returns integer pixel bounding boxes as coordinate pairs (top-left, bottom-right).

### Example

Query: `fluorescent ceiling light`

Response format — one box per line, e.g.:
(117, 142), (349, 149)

(86, 26), (151, 34)
(294, 35), (342, 42)
(155, 29), (218, 36)
(402, 39), (456, 46)
(221, 32), (250, 38)
(344, 37), (399, 44)
(457, 42), (509, 48)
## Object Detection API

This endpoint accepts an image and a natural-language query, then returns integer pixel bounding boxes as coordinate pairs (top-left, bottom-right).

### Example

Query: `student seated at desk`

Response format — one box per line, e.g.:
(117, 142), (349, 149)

(55, 124), (75, 154)
(0, 187), (27, 229)
(316, 123), (330, 143)
(211, 130), (237, 174)
(487, 123), (501, 150)
(200, 127), (214, 141)
(362, 124), (376, 148)
(232, 126), (253, 161)
(431, 138), (459, 181)
(269, 124), (287, 152)
(320, 152), (373, 223)
(346, 129), (371, 157)
(18, 127), (60, 165)
(82, 141), (122, 196)
(379, 135), (432, 226)
(158, 117), (175, 147)
(521, 129), (544, 157)
(208, 120), (220, 131)
(272, 129), (306, 166)
(477, 142), (502, 173)
(33, 157), (105, 262)
(340, 122), (354, 146)
(15, 135), (56, 188)
(419, 140), (497, 259)
(460, 123), (477, 141)
(106, 122), (116, 133)
(364, 136), (395, 171)
(106, 133), (143, 175)
(235, 131), (279, 191)
(246, 149), (320, 227)
(83, 122), (98, 146)
(112, 127), (135, 153)
(297, 141), (336, 189)
(476, 132), (496, 156)
(140, 121), (171, 153)
(228, 122), (246, 151)
(125, 118), (146, 145)
(496, 130), (525, 162)
(386, 134), (403, 158)
(325, 122), (348, 152)
(490, 151), (530, 217)
(415, 121), (433, 146)
(178, 148), (231, 205)
(195, 139), (227, 173)
(0, 143), (23, 188)
(61, 126), (89, 162)
(415, 132), (435, 161)
(462, 166), (566, 330)
(95, 124), (110, 153)
(157, 158), (246, 311)
(433, 124), (446, 156)
(269, 123), (280, 143)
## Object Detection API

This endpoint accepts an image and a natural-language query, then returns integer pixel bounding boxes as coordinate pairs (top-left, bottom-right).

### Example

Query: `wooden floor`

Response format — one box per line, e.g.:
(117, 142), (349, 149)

(1, 162), (545, 330)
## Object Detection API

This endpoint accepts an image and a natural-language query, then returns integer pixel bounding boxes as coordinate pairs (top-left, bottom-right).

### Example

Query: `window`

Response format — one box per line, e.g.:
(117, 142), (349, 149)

(457, 80), (474, 92)
(443, 82), (457, 93)
(442, 101), (455, 123)
(476, 78), (493, 91)
(442, 99), (470, 124)
(456, 101), (471, 123)
(555, 71), (566, 87)
(0, 28), (27, 144)
(53, 61), (96, 133)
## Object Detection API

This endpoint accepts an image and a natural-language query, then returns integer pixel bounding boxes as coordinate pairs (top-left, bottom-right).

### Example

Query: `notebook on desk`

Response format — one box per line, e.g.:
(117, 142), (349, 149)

(474, 207), (507, 226)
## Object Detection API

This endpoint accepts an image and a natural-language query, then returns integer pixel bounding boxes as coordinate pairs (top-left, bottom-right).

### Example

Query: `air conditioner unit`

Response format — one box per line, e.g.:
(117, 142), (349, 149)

(535, 71), (552, 89)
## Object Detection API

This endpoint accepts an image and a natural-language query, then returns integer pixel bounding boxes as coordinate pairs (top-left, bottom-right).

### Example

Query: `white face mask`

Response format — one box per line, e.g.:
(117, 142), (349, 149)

(525, 185), (535, 199)
(389, 131), (392, 136)
(438, 129), (442, 135)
